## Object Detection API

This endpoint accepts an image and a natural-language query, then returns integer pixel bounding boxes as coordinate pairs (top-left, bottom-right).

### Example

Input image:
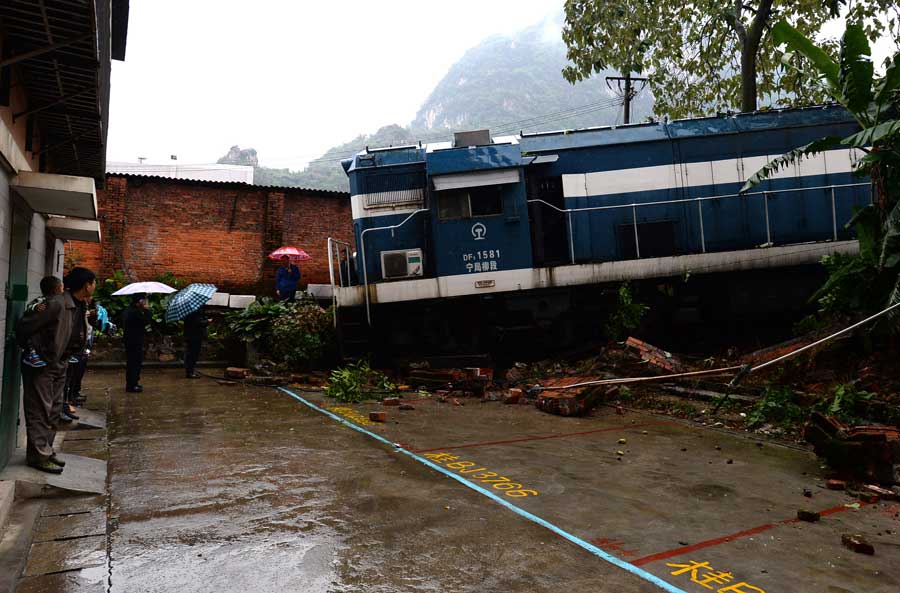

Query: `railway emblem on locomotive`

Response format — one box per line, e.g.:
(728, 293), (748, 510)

(471, 222), (487, 241)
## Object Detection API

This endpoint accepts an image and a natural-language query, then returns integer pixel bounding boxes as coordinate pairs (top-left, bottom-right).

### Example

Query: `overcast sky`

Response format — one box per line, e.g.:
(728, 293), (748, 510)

(107, 1), (896, 172)
(106, 0), (562, 170)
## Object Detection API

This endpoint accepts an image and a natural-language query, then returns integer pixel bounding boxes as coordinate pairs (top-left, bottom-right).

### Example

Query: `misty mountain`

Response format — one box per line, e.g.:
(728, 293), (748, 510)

(238, 17), (653, 192)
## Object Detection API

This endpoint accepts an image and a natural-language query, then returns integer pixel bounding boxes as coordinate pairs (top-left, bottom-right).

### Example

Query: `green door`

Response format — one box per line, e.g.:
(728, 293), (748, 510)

(0, 206), (31, 469)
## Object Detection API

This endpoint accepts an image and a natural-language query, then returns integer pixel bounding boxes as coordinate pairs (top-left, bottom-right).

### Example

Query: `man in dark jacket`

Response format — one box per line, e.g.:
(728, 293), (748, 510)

(15, 267), (94, 474)
(275, 255), (301, 301)
(183, 307), (208, 379)
(122, 294), (150, 393)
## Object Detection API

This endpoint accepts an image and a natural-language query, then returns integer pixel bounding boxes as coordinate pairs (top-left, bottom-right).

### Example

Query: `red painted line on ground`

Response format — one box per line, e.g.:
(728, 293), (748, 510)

(632, 502), (870, 566)
(412, 421), (677, 453)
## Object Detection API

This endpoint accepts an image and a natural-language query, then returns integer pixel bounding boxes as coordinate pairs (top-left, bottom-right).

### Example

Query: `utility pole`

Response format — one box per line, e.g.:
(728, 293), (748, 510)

(605, 72), (648, 124)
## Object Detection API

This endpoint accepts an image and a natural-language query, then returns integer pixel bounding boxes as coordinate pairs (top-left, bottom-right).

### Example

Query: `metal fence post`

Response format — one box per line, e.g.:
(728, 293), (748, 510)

(763, 192), (772, 245)
(830, 187), (838, 241)
(566, 211), (575, 265)
(632, 205), (641, 258)
(697, 199), (706, 253)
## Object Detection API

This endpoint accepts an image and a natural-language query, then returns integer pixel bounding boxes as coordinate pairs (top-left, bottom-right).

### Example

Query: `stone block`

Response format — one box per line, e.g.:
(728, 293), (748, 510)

(228, 295), (256, 309)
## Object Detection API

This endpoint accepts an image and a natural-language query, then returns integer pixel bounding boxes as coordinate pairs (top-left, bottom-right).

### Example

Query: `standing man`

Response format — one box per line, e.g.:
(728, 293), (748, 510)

(275, 255), (300, 302)
(122, 294), (150, 393)
(183, 306), (208, 379)
(15, 267), (94, 474)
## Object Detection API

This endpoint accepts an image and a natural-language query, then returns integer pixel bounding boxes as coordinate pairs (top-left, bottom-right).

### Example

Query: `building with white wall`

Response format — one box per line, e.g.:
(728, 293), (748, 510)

(0, 0), (130, 469)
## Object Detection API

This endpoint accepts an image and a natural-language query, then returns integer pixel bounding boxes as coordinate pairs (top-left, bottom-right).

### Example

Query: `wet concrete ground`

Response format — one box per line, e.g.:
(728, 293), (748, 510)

(85, 369), (900, 592)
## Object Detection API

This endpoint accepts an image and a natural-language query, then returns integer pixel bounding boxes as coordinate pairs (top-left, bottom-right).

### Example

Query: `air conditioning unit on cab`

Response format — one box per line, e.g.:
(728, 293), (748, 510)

(381, 249), (424, 280)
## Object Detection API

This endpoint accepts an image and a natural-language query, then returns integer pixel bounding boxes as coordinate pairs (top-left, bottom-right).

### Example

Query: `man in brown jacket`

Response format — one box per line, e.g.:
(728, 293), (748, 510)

(15, 267), (95, 473)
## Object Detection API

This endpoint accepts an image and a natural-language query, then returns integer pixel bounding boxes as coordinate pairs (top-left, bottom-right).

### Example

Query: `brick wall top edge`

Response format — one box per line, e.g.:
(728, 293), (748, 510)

(105, 174), (349, 198)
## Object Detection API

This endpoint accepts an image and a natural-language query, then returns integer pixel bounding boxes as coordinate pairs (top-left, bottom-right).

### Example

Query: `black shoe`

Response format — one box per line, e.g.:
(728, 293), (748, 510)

(27, 459), (64, 474)
(62, 410), (79, 421)
(186, 371), (201, 379)
(49, 455), (66, 467)
(126, 385), (143, 393)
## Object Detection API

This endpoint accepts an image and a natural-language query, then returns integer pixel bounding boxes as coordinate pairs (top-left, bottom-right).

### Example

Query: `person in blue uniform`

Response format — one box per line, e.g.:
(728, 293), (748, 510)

(275, 255), (301, 301)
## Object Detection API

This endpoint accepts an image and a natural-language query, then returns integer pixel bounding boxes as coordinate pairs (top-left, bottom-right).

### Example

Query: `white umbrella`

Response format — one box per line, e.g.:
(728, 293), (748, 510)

(111, 281), (176, 296)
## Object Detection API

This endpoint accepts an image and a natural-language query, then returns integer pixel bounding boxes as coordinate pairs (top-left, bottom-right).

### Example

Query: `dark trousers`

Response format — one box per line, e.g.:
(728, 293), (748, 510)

(184, 336), (202, 375)
(279, 290), (296, 302)
(125, 342), (143, 389)
(65, 357), (88, 403)
(22, 362), (67, 462)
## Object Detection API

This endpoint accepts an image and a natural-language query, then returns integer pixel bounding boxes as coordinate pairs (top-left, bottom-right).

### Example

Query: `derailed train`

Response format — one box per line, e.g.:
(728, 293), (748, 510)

(331, 104), (868, 357)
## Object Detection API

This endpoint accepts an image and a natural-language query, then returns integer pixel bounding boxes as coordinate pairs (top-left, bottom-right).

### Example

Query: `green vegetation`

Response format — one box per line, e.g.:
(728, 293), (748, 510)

(746, 387), (806, 428)
(605, 282), (649, 341)
(562, 0), (896, 116)
(742, 19), (900, 325)
(324, 360), (397, 403)
(747, 383), (875, 428)
(224, 297), (334, 370)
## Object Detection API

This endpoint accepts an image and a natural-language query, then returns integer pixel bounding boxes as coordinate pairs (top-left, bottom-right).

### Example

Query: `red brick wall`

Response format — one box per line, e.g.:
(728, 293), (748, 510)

(69, 175), (353, 294)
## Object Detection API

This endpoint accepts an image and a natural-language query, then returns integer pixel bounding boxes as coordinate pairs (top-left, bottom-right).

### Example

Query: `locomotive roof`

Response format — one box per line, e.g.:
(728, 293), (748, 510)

(343, 104), (853, 172)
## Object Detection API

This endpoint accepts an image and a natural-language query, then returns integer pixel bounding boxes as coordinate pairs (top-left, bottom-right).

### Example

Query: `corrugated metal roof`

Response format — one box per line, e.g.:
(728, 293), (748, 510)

(0, 0), (129, 179)
(106, 172), (349, 197)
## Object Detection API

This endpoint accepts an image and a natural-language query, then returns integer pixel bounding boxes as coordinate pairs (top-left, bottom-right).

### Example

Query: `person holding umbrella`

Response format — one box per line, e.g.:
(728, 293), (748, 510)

(275, 255), (300, 302)
(165, 284), (216, 379)
(122, 294), (150, 393)
(269, 246), (310, 302)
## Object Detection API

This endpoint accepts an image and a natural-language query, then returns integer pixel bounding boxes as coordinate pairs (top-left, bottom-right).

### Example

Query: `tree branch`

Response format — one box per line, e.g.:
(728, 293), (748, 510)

(747, 0), (774, 47)
(732, 0), (747, 43)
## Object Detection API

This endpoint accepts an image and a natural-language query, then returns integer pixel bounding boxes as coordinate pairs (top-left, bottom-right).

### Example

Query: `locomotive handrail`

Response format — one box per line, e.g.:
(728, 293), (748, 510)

(360, 208), (430, 326)
(327, 237), (354, 328)
(528, 181), (870, 262)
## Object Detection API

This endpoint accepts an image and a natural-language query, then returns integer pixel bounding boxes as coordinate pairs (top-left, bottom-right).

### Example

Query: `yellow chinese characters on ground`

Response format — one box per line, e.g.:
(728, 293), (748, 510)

(667, 560), (765, 593)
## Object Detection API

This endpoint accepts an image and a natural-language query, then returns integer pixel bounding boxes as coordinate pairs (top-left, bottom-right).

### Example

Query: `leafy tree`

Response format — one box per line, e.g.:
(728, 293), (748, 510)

(562, 0), (898, 117)
(743, 20), (900, 319)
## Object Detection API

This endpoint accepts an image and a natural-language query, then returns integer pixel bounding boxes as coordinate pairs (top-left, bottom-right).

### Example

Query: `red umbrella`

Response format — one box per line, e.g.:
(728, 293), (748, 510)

(268, 246), (311, 262)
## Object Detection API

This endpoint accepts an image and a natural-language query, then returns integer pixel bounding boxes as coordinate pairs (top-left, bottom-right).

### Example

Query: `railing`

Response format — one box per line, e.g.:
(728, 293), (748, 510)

(529, 182), (871, 264)
(326, 237), (354, 327)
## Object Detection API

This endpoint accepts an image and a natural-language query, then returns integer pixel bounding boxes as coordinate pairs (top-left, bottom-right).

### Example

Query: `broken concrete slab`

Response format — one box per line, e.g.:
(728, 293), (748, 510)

(60, 429), (106, 442)
(660, 384), (758, 403)
(16, 568), (107, 593)
(69, 408), (105, 430)
(23, 536), (105, 576)
(0, 452), (106, 495)
(41, 495), (106, 517)
(33, 512), (105, 543)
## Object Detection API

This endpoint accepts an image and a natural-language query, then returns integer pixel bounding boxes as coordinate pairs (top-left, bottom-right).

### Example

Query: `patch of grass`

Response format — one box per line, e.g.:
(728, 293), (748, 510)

(746, 387), (805, 428)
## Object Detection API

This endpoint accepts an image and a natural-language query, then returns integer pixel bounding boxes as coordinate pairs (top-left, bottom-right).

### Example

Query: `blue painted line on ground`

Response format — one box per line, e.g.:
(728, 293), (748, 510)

(278, 387), (688, 593)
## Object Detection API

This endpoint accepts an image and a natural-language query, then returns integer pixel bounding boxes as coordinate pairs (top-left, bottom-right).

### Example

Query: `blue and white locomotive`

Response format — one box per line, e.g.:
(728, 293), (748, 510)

(331, 105), (868, 355)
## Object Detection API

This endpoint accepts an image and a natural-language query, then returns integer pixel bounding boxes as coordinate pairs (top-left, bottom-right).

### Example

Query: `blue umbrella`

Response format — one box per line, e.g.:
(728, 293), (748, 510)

(165, 283), (217, 323)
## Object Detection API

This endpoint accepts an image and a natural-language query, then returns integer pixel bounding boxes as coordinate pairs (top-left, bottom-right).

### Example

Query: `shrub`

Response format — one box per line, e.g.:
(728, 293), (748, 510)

(271, 300), (334, 369)
(224, 297), (335, 369)
(324, 360), (396, 403)
(605, 282), (649, 341)
(224, 298), (286, 345)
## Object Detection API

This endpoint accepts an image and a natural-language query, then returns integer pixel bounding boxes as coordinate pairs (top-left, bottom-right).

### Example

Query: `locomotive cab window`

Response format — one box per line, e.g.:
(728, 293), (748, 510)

(437, 186), (503, 220)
